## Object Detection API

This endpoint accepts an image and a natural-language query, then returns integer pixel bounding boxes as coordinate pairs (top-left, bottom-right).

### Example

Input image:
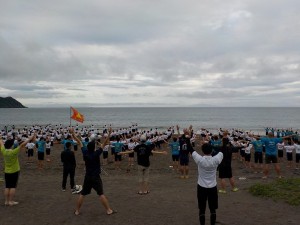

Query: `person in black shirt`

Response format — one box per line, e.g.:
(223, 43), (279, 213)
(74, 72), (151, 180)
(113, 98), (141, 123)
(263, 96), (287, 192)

(74, 128), (116, 216)
(176, 125), (194, 179)
(119, 135), (167, 195)
(61, 140), (76, 192)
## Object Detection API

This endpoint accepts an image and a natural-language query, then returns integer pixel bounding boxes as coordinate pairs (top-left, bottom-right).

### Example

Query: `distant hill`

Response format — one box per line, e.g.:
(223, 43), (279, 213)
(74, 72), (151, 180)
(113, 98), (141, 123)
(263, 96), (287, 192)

(0, 97), (27, 108)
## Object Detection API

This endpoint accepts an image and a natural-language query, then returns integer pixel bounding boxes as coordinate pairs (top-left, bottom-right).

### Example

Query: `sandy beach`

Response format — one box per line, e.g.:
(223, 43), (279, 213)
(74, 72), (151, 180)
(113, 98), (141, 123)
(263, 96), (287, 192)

(1, 139), (300, 225)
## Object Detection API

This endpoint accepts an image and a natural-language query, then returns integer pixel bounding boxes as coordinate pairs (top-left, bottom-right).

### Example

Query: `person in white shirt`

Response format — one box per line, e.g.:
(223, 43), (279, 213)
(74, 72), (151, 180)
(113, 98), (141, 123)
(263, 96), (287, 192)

(294, 139), (300, 170)
(191, 142), (223, 225)
(277, 141), (285, 163)
(25, 140), (36, 163)
(284, 139), (295, 168)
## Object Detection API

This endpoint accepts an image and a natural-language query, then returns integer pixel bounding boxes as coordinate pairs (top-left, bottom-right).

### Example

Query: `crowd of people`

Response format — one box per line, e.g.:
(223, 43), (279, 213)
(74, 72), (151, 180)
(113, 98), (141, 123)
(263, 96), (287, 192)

(1, 124), (300, 224)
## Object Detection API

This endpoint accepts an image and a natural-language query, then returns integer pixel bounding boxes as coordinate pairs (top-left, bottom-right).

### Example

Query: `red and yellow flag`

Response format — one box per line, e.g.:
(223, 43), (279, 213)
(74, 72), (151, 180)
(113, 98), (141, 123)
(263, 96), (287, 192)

(70, 107), (84, 123)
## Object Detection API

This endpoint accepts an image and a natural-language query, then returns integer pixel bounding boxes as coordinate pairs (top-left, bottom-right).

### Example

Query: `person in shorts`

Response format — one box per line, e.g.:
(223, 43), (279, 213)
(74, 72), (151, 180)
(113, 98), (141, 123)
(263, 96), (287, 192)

(169, 137), (180, 171)
(25, 140), (35, 163)
(0, 133), (36, 206)
(277, 140), (285, 162)
(119, 135), (167, 195)
(74, 128), (116, 216)
(45, 138), (51, 162)
(260, 132), (292, 179)
(284, 138), (295, 168)
(251, 138), (264, 173)
(36, 137), (46, 170)
(177, 125), (193, 179)
(216, 138), (239, 193)
(294, 139), (300, 169)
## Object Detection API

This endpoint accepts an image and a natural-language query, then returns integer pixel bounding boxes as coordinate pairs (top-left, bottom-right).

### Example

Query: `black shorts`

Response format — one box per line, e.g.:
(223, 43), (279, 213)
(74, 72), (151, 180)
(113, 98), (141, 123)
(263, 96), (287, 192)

(244, 153), (251, 162)
(114, 154), (122, 161)
(179, 156), (189, 166)
(286, 152), (293, 161)
(27, 149), (34, 157)
(74, 145), (78, 151)
(197, 185), (218, 212)
(172, 155), (179, 161)
(128, 152), (134, 158)
(46, 148), (51, 155)
(38, 152), (45, 160)
(265, 155), (278, 164)
(278, 150), (283, 158)
(103, 151), (108, 159)
(296, 153), (300, 163)
(218, 166), (232, 179)
(254, 152), (263, 164)
(111, 147), (115, 155)
(240, 150), (245, 157)
(81, 175), (104, 196)
(5, 171), (20, 188)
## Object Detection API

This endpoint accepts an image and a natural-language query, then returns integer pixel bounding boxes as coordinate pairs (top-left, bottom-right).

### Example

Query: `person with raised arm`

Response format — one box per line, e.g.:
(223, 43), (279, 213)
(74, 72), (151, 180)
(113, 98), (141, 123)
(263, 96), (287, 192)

(176, 125), (193, 179)
(190, 141), (223, 225)
(119, 135), (167, 195)
(0, 133), (36, 206)
(74, 127), (116, 216)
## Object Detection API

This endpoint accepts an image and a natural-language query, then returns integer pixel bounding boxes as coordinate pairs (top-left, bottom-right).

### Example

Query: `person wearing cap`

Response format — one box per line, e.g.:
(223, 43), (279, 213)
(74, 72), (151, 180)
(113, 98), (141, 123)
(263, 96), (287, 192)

(0, 133), (36, 206)
(119, 135), (167, 195)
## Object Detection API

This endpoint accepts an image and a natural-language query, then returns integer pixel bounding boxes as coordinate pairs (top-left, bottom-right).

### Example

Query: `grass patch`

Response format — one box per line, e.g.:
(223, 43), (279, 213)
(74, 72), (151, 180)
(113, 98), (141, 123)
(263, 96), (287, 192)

(249, 178), (300, 206)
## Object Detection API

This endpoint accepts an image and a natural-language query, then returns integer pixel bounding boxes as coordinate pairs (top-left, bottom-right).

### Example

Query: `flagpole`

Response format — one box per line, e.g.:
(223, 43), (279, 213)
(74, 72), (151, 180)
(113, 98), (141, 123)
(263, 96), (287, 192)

(70, 106), (71, 127)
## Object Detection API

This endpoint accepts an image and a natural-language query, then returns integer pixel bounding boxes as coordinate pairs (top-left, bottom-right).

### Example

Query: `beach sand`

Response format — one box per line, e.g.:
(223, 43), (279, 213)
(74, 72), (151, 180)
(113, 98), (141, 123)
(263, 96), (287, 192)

(1, 140), (300, 225)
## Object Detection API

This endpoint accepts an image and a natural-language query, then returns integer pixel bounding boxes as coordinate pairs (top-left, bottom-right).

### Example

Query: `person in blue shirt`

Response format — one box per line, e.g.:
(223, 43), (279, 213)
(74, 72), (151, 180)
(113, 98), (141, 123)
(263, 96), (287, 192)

(260, 132), (292, 178)
(251, 138), (264, 173)
(112, 136), (125, 170)
(169, 137), (180, 171)
(36, 137), (46, 170)
(210, 135), (222, 156)
(61, 135), (75, 151)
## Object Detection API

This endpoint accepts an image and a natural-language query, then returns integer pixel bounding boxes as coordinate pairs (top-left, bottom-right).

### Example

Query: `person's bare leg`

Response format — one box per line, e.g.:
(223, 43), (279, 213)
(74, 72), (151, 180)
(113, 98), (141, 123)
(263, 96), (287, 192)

(220, 179), (226, 190)
(263, 164), (269, 178)
(100, 195), (113, 214)
(4, 188), (9, 205)
(274, 163), (281, 177)
(75, 194), (84, 215)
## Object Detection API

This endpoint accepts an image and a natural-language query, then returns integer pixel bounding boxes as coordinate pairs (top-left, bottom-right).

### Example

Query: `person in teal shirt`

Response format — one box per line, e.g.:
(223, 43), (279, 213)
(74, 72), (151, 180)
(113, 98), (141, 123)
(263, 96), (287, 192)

(112, 137), (126, 170)
(260, 132), (292, 178)
(36, 137), (46, 170)
(0, 133), (35, 206)
(251, 138), (264, 173)
(169, 137), (180, 170)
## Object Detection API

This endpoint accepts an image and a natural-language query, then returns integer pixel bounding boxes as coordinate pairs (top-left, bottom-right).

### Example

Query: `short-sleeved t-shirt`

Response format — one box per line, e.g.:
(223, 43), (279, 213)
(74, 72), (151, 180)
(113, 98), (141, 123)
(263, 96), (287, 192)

(252, 140), (263, 152)
(112, 142), (124, 153)
(83, 149), (103, 177)
(261, 137), (283, 156)
(134, 143), (152, 167)
(1, 146), (20, 173)
(169, 141), (180, 155)
(36, 140), (46, 152)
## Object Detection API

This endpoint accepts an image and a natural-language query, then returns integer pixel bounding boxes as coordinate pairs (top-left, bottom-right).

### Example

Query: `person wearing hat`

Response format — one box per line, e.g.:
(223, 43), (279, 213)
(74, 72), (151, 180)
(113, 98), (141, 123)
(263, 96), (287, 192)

(0, 133), (36, 206)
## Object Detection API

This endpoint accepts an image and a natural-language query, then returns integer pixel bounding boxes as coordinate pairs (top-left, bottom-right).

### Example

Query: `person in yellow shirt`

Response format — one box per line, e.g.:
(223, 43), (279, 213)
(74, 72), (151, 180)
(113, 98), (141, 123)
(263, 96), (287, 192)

(0, 133), (35, 206)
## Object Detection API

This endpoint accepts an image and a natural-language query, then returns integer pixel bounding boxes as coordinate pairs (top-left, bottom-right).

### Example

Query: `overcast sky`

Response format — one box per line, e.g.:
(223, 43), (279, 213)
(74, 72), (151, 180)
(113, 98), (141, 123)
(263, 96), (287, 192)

(0, 0), (299, 107)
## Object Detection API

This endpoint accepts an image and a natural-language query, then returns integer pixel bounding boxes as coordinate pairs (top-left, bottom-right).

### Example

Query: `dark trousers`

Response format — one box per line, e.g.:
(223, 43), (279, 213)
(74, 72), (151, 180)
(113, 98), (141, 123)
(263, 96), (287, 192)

(197, 185), (218, 225)
(62, 166), (75, 189)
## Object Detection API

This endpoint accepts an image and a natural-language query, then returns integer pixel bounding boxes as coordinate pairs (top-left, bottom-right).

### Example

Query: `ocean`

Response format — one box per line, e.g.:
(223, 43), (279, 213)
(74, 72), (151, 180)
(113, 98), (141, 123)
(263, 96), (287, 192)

(0, 107), (299, 134)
